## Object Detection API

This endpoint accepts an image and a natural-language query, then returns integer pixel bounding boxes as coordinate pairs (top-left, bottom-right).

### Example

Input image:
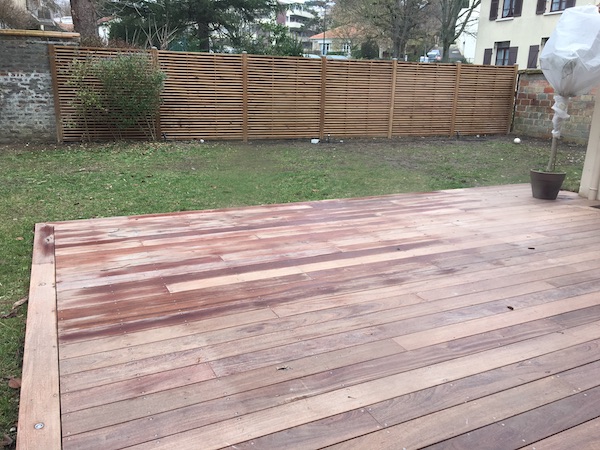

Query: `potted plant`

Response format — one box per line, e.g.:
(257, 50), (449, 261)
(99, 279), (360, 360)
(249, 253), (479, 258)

(529, 98), (567, 200)
(533, 5), (600, 199)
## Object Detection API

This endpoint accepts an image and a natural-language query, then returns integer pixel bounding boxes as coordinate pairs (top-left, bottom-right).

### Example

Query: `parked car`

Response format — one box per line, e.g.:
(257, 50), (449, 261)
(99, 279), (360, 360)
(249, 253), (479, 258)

(427, 49), (442, 63)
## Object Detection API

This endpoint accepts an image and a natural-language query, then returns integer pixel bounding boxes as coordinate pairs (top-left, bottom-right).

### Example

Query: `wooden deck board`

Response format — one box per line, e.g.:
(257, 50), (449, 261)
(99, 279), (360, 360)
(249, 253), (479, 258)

(19, 184), (600, 449)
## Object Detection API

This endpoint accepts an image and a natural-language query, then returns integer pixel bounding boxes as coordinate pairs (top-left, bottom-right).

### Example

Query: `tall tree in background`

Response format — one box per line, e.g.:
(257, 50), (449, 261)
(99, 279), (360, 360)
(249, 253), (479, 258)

(108, 0), (183, 49)
(434, 0), (480, 62)
(334, 0), (429, 59)
(71, 0), (99, 39)
(108, 0), (276, 52)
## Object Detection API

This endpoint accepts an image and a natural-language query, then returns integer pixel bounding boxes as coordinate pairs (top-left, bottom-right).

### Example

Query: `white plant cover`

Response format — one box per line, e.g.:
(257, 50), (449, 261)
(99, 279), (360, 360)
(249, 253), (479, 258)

(540, 5), (600, 137)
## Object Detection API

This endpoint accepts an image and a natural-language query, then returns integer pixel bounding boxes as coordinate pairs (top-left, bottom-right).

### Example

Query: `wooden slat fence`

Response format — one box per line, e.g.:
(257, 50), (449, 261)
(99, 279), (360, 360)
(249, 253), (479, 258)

(50, 45), (518, 142)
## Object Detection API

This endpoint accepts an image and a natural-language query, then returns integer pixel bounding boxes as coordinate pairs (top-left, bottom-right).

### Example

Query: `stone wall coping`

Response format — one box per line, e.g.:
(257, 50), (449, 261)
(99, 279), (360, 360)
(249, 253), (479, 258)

(0, 29), (79, 39)
(517, 69), (544, 75)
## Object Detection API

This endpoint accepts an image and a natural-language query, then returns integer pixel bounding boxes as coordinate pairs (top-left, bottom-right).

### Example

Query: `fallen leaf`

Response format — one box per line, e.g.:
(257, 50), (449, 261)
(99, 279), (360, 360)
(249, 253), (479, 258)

(0, 297), (28, 319)
(0, 311), (16, 319)
(12, 297), (27, 309)
(8, 378), (21, 389)
(1, 434), (14, 446)
(15, 236), (24, 241)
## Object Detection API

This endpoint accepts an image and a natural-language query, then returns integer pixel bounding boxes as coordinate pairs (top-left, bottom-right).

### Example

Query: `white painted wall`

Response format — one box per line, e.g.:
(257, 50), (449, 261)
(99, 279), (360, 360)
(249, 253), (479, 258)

(580, 90), (600, 200)
(474, 0), (589, 68)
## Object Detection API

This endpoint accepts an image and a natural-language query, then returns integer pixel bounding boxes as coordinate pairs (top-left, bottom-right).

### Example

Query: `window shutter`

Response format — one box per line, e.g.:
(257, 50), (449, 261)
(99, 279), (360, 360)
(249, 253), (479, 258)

(508, 46), (518, 66)
(527, 45), (539, 68)
(513, 0), (523, 17)
(565, 0), (575, 7)
(489, 0), (499, 20)
(536, 0), (546, 14)
(483, 48), (493, 65)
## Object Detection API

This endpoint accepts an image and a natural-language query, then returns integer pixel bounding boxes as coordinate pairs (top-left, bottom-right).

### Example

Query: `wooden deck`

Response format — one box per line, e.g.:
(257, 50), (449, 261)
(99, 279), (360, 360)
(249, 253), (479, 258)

(18, 184), (600, 449)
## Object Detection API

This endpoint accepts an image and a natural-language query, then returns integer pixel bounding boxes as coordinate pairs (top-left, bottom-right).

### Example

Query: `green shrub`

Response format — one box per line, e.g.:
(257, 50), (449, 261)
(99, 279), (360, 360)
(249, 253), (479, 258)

(68, 54), (166, 140)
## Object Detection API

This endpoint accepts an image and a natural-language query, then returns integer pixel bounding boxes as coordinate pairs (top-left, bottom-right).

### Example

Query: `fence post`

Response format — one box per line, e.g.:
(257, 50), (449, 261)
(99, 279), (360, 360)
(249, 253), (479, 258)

(150, 47), (163, 141)
(449, 62), (462, 137)
(388, 58), (398, 139)
(319, 56), (327, 140)
(48, 45), (63, 143)
(508, 64), (519, 133)
(242, 52), (249, 143)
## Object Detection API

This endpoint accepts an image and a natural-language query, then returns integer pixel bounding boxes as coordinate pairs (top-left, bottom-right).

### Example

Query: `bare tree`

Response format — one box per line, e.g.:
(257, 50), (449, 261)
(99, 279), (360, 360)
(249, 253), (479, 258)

(334, 0), (429, 59)
(434, 0), (480, 62)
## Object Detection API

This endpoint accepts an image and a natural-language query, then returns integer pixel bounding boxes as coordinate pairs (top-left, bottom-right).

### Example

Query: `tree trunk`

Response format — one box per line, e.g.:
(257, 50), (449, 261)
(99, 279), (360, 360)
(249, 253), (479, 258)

(196, 21), (211, 52)
(441, 39), (452, 63)
(70, 0), (98, 40)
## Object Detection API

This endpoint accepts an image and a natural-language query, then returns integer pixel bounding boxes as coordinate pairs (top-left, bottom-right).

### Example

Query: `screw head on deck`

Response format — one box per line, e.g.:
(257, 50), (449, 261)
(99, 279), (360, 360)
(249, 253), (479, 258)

(34, 423), (44, 430)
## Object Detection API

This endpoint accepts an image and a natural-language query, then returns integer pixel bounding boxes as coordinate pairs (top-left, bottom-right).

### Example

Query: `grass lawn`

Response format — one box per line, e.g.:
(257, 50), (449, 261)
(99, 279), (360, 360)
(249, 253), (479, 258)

(0, 136), (586, 445)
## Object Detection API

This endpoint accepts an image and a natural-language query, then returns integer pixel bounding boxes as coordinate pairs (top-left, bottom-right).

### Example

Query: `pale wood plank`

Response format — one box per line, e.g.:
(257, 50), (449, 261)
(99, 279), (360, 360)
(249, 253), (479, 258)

(394, 291), (600, 350)
(325, 360), (600, 450)
(60, 339), (405, 434)
(117, 322), (600, 449)
(525, 417), (600, 449)
(233, 337), (600, 449)
(17, 224), (61, 450)
(423, 383), (600, 449)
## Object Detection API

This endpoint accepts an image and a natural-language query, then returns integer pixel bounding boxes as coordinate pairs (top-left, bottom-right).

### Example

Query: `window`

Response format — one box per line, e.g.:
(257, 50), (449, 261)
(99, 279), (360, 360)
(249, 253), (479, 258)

(495, 42), (510, 65)
(501, 0), (522, 18)
(502, 0), (514, 17)
(550, 0), (567, 12)
(342, 42), (351, 55)
(321, 43), (330, 55)
(495, 42), (518, 66)
(538, 0), (574, 13)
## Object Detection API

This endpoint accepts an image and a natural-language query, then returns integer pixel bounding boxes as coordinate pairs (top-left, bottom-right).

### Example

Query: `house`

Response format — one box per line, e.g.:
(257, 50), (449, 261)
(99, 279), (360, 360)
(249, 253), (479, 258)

(474, 0), (579, 68)
(308, 25), (390, 58)
(276, 0), (318, 51)
(308, 26), (360, 56)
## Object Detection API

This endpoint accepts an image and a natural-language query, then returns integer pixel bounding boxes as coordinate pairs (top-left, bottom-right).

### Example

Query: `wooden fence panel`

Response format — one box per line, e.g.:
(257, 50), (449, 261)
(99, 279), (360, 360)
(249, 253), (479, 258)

(323, 60), (393, 138)
(246, 55), (321, 140)
(392, 63), (456, 136)
(50, 46), (517, 142)
(158, 51), (244, 140)
(454, 64), (518, 135)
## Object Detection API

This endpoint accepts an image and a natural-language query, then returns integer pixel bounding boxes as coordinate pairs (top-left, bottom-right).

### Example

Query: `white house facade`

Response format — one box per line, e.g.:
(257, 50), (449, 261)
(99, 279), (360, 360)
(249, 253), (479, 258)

(474, 0), (583, 68)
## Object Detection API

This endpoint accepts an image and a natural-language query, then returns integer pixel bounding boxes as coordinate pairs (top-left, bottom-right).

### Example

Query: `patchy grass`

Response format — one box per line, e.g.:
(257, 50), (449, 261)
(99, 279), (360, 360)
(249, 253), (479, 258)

(0, 135), (586, 444)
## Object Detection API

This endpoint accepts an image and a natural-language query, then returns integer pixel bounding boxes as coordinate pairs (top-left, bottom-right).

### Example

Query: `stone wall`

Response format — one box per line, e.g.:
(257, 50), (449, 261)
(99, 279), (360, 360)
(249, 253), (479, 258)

(513, 70), (596, 145)
(0, 30), (78, 144)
